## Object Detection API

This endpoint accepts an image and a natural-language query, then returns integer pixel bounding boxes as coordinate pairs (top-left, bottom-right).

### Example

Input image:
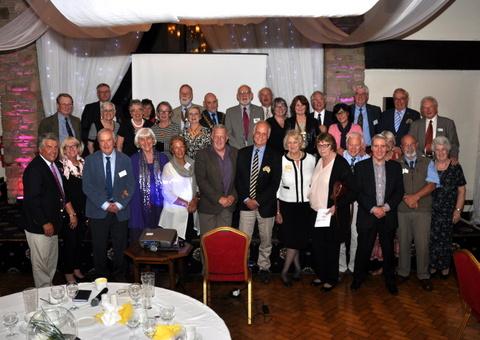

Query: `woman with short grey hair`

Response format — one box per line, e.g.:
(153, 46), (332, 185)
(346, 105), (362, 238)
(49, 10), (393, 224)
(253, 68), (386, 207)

(430, 136), (466, 278)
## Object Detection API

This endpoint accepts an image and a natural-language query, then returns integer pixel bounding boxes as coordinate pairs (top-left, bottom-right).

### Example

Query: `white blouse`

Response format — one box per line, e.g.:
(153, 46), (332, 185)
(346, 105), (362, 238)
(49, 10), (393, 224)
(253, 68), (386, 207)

(277, 153), (316, 203)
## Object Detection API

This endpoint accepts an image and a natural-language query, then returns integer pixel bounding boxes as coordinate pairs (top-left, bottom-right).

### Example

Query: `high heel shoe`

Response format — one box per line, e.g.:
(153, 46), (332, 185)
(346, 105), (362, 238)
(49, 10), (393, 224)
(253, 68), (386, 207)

(311, 278), (322, 287)
(281, 273), (292, 287)
(322, 283), (335, 292)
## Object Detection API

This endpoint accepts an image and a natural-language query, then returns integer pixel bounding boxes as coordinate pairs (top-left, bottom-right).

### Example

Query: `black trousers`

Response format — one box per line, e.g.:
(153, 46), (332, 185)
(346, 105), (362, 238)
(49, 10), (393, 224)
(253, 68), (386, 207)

(312, 227), (341, 285)
(62, 216), (85, 273)
(90, 213), (128, 280)
(354, 218), (396, 284)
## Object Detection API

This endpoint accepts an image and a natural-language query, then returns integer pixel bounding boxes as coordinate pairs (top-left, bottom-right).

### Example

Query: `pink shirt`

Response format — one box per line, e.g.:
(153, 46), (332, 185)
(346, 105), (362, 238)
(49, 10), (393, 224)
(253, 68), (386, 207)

(328, 123), (363, 148)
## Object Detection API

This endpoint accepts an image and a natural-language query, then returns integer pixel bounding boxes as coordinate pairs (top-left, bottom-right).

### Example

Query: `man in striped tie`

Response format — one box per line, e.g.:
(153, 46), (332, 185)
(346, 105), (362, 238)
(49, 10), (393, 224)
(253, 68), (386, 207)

(236, 121), (282, 283)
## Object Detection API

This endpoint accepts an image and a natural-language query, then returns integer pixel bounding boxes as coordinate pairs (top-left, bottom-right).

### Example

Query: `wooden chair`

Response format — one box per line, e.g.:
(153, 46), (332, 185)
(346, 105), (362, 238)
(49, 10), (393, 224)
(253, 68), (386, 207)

(201, 226), (252, 324)
(453, 249), (480, 339)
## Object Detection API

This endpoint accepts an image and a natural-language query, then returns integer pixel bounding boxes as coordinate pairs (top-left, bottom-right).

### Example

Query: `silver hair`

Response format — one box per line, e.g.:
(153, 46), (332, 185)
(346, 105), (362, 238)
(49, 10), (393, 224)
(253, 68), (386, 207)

(38, 133), (58, 149)
(353, 84), (369, 95)
(421, 96), (438, 107)
(310, 90), (325, 102)
(134, 127), (157, 148)
(212, 124), (228, 136)
(432, 136), (451, 153)
(100, 101), (116, 112)
(346, 131), (364, 145)
(381, 130), (396, 146)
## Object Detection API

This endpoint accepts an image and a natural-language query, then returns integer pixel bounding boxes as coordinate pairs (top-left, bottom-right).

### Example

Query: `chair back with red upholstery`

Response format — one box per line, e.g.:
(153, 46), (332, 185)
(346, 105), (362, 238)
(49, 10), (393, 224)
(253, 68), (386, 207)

(201, 227), (250, 282)
(453, 249), (480, 320)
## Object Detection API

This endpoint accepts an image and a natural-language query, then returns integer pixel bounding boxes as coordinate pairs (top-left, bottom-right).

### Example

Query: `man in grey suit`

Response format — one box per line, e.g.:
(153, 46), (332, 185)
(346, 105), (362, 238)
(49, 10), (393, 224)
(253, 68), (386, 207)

(225, 84), (264, 149)
(171, 84), (203, 128)
(38, 93), (81, 144)
(195, 125), (238, 234)
(82, 128), (135, 280)
(408, 96), (460, 161)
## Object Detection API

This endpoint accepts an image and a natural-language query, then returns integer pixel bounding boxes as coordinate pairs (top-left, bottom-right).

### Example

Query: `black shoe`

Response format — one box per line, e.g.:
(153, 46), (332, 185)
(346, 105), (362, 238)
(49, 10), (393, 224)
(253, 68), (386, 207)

(420, 279), (433, 291)
(397, 275), (409, 284)
(386, 282), (399, 295)
(311, 278), (322, 287)
(350, 279), (362, 291)
(258, 270), (271, 284)
(281, 273), (292, 287)
(322, 283), (335, 292)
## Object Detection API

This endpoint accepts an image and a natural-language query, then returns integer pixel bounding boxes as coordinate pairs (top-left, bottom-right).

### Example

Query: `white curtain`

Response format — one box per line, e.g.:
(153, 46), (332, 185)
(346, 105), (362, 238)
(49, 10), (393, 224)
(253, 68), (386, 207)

(36, 29), (142, 118)
(0, 8), (47, 51)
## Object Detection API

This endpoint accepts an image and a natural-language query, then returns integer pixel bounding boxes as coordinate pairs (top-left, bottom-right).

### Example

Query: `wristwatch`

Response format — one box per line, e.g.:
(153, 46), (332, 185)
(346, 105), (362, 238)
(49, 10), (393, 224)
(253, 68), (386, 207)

(455, 208), (461, 213)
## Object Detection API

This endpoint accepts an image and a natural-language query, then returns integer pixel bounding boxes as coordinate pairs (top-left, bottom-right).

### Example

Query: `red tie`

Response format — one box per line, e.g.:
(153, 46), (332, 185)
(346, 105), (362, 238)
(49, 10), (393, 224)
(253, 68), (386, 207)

(242, 106), (249, 143)
(425, 120), (433, 155)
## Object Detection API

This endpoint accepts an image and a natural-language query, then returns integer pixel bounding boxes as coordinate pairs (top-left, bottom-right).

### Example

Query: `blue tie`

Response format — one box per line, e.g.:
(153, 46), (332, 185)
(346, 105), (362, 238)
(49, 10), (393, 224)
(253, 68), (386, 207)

(212, 112), (218, 124)
(394, 111), (402, 132)
(105, 156), (113, 200)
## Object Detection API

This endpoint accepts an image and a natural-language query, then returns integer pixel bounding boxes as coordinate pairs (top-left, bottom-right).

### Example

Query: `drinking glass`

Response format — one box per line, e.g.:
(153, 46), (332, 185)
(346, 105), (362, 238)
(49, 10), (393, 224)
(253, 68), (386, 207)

(22, 287), (38, 314)
(2, 312), (19, 337)
(128, 283), (142, 308)
(126, 309), (141, 340)
(159, 304), (175, 325)
(50, 286), (66, 304)
(66, 283), (79, 310)
(143, 317), (157, 338)
(140, 272), (155, 298)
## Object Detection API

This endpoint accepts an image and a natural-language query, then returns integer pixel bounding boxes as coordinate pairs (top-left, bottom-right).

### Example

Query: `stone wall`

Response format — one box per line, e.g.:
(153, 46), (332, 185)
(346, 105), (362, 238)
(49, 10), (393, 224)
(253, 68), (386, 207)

(323, 45), (365, 110)
(0, 0), (43, 202)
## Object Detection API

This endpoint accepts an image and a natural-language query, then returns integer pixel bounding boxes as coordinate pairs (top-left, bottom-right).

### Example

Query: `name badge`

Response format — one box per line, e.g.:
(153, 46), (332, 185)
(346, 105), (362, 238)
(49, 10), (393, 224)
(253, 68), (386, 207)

(373, 119), (378, 125)
(119, 170), (127, 177)
(402, 168), (409, 174)
(437, 128), (444, 132)
(184, 162), (191, 170)
(253, 118), (261, 124)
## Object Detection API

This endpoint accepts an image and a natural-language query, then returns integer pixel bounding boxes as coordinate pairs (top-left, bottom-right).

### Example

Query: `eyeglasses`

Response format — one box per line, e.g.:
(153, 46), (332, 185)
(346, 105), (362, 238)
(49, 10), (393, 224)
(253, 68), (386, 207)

(317, 143), (331, 149)
(65, 144), (78, 149)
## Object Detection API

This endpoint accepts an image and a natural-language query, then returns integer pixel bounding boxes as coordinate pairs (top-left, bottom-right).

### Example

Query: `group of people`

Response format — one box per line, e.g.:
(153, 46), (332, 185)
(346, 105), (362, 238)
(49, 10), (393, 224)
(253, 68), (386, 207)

(23, 82), (465, 298)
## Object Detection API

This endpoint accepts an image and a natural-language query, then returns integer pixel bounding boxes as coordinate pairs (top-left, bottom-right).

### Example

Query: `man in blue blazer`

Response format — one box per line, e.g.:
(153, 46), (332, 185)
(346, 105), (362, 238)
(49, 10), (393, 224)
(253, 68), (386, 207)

(378, 88), (420, 147)
(348, 84), (381, 148)
(83, 128), (135, 280)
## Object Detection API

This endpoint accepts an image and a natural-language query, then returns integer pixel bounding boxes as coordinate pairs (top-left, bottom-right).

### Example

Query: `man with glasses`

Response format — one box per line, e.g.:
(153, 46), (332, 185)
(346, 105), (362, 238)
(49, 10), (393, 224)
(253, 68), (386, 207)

(225, 84), (264, 149)
(38, 93), (81, 144)
(171, 84), (204, 128)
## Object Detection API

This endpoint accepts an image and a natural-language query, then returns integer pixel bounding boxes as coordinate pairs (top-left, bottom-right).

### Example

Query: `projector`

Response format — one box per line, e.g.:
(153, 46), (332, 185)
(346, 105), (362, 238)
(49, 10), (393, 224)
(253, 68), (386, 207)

(139, 228), (178, 252)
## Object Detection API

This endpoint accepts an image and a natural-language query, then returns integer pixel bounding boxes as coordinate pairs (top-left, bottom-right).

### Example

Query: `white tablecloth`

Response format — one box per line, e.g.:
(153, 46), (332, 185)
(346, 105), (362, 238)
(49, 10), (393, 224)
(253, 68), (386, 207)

(0, 282), (231, 340)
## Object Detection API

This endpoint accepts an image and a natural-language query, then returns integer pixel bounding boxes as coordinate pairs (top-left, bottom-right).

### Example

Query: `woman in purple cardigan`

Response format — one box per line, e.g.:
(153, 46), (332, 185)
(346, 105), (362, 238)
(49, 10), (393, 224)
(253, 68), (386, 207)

(129, 127), (169, 244)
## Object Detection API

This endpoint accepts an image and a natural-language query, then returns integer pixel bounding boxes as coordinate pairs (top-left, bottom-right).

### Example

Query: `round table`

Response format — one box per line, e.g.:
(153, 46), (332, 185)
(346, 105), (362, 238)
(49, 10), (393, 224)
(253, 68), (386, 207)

(0, 282), (231, 339)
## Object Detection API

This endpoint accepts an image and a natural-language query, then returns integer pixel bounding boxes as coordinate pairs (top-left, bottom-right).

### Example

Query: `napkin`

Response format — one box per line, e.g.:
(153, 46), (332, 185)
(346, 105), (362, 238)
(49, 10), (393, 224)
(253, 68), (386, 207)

(95, 294), (132, 326)
(153, 324), (183, 340)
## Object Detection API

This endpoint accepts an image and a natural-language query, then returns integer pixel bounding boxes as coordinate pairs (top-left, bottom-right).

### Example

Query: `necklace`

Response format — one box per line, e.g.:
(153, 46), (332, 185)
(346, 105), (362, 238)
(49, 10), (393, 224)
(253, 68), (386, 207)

(131, 118), (144, 129)
(288, 151), (303, 161)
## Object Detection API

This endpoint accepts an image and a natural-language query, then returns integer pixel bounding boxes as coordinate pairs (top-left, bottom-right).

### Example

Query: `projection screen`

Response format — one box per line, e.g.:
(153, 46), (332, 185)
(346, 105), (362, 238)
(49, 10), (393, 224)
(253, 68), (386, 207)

(132, 53), (268, 112)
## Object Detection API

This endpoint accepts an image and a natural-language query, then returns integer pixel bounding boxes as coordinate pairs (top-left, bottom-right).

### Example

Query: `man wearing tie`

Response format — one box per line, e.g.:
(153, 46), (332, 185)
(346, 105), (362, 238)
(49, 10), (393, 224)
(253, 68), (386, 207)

(171, 84), (204, 128)
(236, 121), (282, 283)
(349, 85), (381, 149)
(225, 84), (264, 149)
(310, 91), (334, 133)
(339, 132), (370, 275)
(23, 133), (77, 287)
(408, 96), (460, 162)
(200, 92), (225, 131)
(258, 87), (274, 119)
(83, 129), (135, 280)
(38, 93), (81, 144)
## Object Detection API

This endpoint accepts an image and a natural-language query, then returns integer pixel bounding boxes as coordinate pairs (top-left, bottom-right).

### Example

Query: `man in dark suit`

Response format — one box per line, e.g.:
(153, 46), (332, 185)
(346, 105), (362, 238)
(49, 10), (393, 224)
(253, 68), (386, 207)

(351, 133), (404, 295)
(200, 92), (225, 131)
(310, 90), (334, 133)
(23, 133), (76, 287)
(38, 93), (81, 144)
(82, 128), (135, 280)
(236, 121), (282, 283)
(225, 84), (265, 149)
(349, 84), (381, 148)
(408, 96), (460, 161)
(81, 83), (113, 153)
(195, 125), (238, 234)
(378, 88), (420, 146)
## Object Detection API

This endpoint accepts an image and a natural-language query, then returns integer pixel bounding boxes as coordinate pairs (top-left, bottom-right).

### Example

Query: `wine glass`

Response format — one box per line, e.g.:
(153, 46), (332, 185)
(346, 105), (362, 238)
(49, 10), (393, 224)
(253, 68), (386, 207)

(159, 305), (175, 325)
(50, 286), (66, 304)
(126, 309), (141, 340)
(128, 283), (142, 308)
(2, 311), (19, 337)
(66, 283), (79, 310)
(143, 317), (157, 338)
